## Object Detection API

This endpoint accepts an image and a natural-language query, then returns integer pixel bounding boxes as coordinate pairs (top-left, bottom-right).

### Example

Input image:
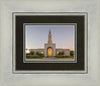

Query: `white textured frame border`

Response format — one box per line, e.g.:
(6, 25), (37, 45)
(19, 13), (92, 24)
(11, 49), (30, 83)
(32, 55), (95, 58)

(0, 0), (100, 86)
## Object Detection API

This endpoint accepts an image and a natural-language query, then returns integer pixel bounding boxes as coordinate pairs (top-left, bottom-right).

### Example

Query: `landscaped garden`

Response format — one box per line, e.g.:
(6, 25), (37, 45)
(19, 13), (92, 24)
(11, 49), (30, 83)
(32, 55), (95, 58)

(26, 50), (74, 59)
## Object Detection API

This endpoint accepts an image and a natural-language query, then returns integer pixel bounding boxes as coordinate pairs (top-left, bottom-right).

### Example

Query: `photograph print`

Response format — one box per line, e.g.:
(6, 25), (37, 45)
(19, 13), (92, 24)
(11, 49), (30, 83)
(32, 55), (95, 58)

(24, 24), (76, 63)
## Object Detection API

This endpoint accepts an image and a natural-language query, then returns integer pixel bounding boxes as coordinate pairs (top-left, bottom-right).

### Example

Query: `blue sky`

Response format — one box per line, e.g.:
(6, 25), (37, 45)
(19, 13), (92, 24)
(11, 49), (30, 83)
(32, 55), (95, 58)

(25, 24), (75, 50)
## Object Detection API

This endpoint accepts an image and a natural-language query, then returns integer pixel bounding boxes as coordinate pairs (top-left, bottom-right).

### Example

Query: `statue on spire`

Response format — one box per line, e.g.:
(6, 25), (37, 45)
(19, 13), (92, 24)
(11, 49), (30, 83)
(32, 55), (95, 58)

(48, 27), (52, 44)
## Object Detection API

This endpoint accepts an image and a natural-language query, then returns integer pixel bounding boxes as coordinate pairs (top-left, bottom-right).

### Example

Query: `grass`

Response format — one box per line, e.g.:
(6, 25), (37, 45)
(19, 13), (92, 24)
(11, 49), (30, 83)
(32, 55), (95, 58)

(55, 56), (74, 58)
(26, 56), (44, 59)
(26, 56), (74, 59)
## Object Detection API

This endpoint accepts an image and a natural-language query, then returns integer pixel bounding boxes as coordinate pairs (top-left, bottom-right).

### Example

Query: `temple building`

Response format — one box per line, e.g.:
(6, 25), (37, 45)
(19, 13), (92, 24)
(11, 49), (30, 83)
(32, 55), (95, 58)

(29, 27), (70, 57)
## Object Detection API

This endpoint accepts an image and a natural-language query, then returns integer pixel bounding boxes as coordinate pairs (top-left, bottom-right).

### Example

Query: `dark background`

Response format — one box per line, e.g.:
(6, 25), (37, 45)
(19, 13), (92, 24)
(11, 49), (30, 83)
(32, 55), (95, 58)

(15, 15), (85, 71)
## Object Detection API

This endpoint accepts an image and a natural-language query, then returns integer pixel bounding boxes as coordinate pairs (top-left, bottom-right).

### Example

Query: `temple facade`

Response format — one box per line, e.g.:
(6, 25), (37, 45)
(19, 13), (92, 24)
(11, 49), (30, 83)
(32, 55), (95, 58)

(29, 28), (70, 57)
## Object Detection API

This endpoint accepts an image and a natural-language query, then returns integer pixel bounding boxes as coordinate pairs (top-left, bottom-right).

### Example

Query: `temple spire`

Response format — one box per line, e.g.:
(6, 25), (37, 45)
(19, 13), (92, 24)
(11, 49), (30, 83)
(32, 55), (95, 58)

(48, 27), (52, 43)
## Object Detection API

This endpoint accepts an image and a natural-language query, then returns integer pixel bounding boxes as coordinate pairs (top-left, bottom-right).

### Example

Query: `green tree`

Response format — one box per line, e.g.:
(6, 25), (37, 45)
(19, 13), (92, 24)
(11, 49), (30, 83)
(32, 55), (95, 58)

(36, 51), (40, 55)
(61, 51), (64, 55)
(26, 53), (30, 56)
(58, 52), (62, 56)
(70, 51), (74, 56)
(30, 51), (34, 55)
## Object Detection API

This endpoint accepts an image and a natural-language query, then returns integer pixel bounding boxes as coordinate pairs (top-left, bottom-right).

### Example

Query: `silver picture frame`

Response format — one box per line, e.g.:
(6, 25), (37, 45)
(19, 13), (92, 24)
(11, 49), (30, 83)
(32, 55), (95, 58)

(12, 12), (88, 74)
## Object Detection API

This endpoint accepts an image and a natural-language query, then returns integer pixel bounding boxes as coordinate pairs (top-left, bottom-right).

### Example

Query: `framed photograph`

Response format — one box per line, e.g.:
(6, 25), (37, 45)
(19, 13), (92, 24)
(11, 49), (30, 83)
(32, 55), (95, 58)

(0, 0), (100, 86)
(13, 12), (87, 73)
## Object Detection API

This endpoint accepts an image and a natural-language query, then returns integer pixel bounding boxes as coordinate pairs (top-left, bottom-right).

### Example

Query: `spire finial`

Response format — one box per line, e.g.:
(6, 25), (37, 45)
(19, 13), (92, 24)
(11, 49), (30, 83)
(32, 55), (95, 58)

(48, 27), (52, 43)
(49, 27), (51, 33)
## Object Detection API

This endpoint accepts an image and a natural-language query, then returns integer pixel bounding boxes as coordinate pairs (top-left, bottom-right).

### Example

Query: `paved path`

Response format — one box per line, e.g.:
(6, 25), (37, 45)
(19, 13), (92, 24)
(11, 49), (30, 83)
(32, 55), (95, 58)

(26, 57), (74, 61)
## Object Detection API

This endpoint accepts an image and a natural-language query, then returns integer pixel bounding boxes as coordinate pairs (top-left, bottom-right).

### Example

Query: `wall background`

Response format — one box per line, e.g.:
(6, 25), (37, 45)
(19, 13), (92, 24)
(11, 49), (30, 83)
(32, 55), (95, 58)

(0, 0), (100, 86)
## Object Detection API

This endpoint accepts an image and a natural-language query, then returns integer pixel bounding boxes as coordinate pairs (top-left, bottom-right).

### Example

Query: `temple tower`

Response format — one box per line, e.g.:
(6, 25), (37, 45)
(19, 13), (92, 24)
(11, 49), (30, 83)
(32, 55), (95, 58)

(44, 27), (56, 57)
(48, 27), (52, 44)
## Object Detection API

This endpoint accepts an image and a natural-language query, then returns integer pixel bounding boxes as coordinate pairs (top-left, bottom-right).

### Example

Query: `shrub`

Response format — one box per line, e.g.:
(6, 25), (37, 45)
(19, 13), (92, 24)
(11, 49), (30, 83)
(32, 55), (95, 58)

(36, 51), (40, 55)
(61, 51), (64, 55)
(30, 51), (34, 55)
(40, 51), (44, 56)
(70, 51), (74, 56)
(26, 53), (30, 56)
(57, 52), (60, 56)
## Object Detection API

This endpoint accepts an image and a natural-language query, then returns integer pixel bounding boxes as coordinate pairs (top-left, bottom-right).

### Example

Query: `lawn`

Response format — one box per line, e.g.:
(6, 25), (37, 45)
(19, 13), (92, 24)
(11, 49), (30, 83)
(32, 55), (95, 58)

(55, 56), (74, 58)
(26, 56), (44, 59)
(26, 56), (74, 59)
